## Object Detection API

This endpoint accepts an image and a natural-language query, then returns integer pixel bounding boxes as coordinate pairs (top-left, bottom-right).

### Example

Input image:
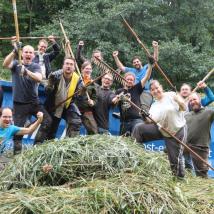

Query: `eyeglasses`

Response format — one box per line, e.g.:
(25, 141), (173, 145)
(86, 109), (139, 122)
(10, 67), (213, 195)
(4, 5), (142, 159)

(39, 45), (47, 48)
(2, 116), (12, 119)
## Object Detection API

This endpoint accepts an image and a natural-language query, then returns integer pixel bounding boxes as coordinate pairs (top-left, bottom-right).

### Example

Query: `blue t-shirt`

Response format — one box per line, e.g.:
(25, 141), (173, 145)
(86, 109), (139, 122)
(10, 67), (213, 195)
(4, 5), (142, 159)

(0, 125), (21, 154)
(125, 64), (151, 91)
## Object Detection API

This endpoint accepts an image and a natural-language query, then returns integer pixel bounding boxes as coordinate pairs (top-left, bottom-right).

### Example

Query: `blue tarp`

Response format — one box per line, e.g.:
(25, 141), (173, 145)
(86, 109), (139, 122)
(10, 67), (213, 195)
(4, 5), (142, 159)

(1, 80), (214, 177)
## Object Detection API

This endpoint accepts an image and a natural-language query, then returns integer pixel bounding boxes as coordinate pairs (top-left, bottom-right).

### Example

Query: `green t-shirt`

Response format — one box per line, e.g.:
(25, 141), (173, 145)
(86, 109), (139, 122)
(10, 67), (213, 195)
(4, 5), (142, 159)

(185, 108), (214, 147)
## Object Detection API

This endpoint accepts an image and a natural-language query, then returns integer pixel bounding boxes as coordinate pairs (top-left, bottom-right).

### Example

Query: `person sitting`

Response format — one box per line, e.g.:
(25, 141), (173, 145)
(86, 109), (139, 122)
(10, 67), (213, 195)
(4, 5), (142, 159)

(132, 80), (187, 178)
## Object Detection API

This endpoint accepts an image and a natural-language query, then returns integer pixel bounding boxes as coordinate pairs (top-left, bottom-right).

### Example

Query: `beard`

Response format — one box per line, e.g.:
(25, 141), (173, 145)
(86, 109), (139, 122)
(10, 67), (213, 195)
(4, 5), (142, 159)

(192, 104), (202, 112)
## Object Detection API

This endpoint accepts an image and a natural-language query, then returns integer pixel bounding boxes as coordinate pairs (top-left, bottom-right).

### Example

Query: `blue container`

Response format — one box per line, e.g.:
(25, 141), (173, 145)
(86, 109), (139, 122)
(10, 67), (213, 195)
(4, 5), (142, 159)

(1, 80), (214, 177)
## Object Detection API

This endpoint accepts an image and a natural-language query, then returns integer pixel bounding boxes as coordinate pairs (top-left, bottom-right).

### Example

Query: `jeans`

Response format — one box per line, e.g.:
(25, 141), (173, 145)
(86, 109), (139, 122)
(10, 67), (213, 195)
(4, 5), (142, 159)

(120, 118), (144, 136)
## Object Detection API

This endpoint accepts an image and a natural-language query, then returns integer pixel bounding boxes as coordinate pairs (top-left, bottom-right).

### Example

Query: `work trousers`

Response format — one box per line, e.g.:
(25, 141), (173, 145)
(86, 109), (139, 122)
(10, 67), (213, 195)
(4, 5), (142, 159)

(132, 123), (186, 178)
(47, 110), (82, 139)
(81, 111), (98, 135)
(120, 118), (144, 136)
(188, 145), (209, 178)
(13, 102), (52, 153)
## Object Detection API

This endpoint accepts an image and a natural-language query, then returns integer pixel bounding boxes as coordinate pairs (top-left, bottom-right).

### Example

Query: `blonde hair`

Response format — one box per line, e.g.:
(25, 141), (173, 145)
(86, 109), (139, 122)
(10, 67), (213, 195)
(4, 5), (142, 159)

(149, 80), (162, 90)
(124, 72), (136, 80)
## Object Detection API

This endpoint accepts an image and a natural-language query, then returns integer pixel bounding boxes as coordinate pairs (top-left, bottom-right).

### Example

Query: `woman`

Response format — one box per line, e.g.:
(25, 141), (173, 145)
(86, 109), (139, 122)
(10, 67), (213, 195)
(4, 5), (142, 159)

(75, 61), (98, 134)
(132, 80), (187, 178)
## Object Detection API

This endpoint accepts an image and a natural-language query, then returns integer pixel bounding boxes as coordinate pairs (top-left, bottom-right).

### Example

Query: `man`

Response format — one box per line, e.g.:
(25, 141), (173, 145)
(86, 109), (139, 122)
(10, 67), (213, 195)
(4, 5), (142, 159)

(0, 108), (43, 154)
(93, 73), (116, 134)
(180, 81), (214, 170)
(2, 44), (52, 152)
(45, 57), (82, 139)
(0, 108), (43, 170)
(180, 81), (214, 109)
(112, 41), (158, 110)
(76, 40), (103, 64)
(185, 93), (214, 178)
(112, 41), (158, 90)
(112, 58), (153, 135)
(33, 35), (60, 82)
(76, 40), (104, 79)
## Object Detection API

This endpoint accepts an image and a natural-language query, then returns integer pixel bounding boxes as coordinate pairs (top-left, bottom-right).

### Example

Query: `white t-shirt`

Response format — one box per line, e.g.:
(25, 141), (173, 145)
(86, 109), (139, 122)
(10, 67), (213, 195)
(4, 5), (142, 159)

(38, 53), (46, 79)
(149, 92), (186, 137)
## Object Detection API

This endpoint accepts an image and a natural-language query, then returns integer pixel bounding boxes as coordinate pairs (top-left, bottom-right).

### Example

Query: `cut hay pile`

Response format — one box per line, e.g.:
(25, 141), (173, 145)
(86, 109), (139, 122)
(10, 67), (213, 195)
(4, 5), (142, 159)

(0, 135), (213, 213)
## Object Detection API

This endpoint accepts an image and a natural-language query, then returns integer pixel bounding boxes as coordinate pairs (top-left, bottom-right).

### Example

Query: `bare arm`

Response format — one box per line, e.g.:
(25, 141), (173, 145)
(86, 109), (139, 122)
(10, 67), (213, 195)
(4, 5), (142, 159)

(2, 51), (16, 69)
(24, 67), (42, 82)
(3, 38), (20, 69)
(112, 51), (126, 72)
(174, 94), (186, 111)
(112, 95), (120, 104)
(141, 63), (152, 88)
(16, 112), (43, 135)
(152, 41), (159, 62)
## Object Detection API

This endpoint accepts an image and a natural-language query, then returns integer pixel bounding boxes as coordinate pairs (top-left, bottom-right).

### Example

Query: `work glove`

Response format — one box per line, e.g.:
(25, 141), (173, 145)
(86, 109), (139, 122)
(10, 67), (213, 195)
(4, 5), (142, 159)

(147, 56), (155, 65)
(13, 41), (22, 55)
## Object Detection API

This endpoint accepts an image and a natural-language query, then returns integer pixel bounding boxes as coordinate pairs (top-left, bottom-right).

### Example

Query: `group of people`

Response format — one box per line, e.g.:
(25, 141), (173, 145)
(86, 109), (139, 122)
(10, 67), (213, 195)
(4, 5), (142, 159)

(0, 36), (214, 178)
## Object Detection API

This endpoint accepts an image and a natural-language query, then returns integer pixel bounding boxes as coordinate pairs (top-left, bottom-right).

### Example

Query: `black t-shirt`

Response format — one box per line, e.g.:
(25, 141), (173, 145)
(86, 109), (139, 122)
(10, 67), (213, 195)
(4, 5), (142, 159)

(11, 60), (41, 103)
(116, 82), (144, 121)
(94, 86), (115, 129)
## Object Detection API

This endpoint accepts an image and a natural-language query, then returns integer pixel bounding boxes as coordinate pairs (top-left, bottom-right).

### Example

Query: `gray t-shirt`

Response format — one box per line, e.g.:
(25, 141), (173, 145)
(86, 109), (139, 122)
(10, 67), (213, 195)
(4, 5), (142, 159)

(11, 60), (41, 103)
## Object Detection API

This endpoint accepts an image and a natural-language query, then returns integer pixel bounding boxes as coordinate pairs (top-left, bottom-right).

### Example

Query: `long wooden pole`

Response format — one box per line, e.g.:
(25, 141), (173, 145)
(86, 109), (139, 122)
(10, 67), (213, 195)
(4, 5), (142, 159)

(59, 19), (90, 100)
(120, 15), (176, 91)
(53, 72), (107, 111)
(12, 0), (21, 64)
(192, 68), (214, 93)
(120, 94), (214, 171)
(93, 56), (128, 84)
(0, 36), (61, 40)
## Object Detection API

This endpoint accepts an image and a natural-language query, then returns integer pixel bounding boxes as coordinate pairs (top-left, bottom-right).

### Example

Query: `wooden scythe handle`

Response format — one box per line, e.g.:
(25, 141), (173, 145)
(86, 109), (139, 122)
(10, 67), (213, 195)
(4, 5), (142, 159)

(12, 0), (22, 64)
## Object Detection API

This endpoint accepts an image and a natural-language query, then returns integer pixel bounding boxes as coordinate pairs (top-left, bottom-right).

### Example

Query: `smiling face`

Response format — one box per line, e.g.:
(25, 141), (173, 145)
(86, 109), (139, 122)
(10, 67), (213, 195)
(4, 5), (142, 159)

(180, 84), (191, 98)
(150, 80), (163, 100)
(124, 73), (135, 89)
(81, 63), (92, 78)
(38, 40), (48, 54)
(22, 45), (35, 64)
(0, 108), (13, 128)
(101, 73), (113, 89)
(132, 58), (142, 70)
(189, 93), (201, 112)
